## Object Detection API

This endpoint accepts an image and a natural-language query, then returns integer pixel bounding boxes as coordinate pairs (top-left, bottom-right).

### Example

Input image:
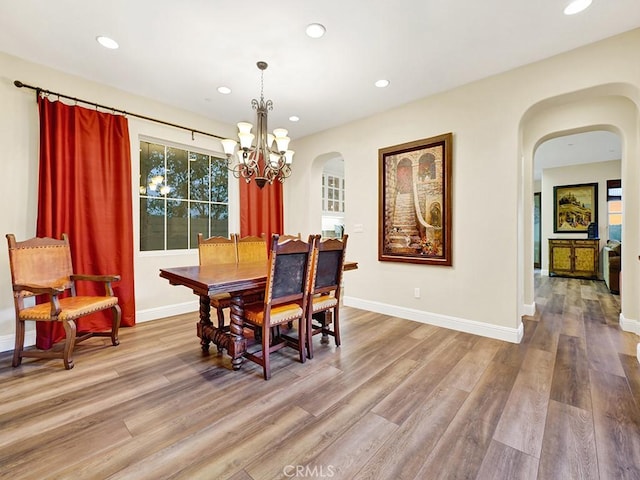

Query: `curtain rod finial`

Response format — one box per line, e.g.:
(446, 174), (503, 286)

(14, 80), (24, 88)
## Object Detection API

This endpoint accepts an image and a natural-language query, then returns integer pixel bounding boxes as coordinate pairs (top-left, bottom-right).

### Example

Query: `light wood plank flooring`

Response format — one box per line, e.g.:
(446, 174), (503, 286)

(0, 275), (639, 479)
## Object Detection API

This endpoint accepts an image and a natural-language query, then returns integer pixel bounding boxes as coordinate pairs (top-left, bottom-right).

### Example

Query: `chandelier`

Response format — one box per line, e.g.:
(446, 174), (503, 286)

(221, 61), (294, 189)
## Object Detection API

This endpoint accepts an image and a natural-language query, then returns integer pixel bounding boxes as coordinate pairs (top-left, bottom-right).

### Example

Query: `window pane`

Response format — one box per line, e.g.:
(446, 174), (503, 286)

(609, 213), (622, 225)
(167, 200), (188, 249)
(167, 147), (189, 200)
(140, 141), (165, 198)
(190, 152), (210, 202)
(211, 157), (229, 203)
(210, 204), (229, 237)
(609, 224), (622, 241)
(608, 200), (622, 214)
(190, 201), (209, 248)
(140, 197), (165, 250)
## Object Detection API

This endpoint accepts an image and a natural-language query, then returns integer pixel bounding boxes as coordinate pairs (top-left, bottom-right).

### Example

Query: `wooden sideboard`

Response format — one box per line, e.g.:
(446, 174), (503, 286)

(548, 238), (599, 279)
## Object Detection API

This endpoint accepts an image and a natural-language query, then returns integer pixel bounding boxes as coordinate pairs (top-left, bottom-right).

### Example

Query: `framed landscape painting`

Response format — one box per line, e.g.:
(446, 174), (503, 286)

(378, 132), (452, 266)
(553, 182), (598, 233)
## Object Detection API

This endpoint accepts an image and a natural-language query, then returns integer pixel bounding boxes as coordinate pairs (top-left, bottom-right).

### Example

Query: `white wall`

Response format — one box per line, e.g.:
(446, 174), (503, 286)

(285, 28), (640, 343)
(540, 160), (621, 275)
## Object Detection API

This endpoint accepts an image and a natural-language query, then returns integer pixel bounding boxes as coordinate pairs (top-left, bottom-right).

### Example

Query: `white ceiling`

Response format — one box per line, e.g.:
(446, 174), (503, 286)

(534, 130), (622, 181)
(1, 1), (639, 151)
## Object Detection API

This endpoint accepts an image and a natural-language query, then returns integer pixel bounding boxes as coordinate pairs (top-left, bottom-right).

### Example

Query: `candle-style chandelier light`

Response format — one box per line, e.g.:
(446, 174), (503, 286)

(221, 61), (294, 189)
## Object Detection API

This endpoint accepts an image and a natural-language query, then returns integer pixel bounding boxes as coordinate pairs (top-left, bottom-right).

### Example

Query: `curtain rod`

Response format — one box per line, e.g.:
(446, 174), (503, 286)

(13, 80), (225, 141)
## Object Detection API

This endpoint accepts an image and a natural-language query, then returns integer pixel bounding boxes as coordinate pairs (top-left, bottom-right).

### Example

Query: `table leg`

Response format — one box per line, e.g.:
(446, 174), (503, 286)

(197, 295), (212, 352)
(228, 293), (247, 370)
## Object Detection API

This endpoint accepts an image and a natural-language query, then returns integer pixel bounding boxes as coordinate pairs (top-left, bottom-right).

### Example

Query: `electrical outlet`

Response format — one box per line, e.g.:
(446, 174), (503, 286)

(414, 287), (420, 298)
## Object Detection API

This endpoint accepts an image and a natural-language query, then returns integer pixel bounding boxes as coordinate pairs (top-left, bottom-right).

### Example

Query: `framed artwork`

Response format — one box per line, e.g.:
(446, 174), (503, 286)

(553, 182), (598, 233)
(378, 132), (452, 265)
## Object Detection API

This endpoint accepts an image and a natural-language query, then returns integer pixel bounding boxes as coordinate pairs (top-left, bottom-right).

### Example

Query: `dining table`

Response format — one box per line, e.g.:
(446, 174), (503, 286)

(159, 260), (357, 370)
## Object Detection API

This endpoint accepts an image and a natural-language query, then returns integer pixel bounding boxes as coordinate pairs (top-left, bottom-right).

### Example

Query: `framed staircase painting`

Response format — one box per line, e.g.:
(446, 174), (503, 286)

(378, 132), (453, 266)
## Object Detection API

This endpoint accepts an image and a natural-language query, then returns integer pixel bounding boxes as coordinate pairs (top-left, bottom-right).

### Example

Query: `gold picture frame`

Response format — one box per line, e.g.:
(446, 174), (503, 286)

(553, 182), (598, 233)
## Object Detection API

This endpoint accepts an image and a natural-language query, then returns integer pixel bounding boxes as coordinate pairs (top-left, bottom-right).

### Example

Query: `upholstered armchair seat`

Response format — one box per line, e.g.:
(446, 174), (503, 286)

(19, 296), (119, 321)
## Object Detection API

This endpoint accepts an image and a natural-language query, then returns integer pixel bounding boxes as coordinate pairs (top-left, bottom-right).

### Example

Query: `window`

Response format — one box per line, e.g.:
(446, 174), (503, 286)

(322, 174), (344, 213)
(321, 171), (345, 238)
(139, 140), (229, 251)
(607, 179), (622, 242)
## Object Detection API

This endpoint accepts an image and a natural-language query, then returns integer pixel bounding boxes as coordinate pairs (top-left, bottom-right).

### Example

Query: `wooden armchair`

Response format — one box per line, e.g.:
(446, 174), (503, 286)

(242, 235), (315, 380)
(306, 234), (348, 359)
(197, 233), (237, 333)
(6, 233), (121, 369)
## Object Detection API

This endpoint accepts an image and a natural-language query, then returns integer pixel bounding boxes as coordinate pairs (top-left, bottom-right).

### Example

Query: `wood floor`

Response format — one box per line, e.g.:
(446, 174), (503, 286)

(0, 275), (639, 480)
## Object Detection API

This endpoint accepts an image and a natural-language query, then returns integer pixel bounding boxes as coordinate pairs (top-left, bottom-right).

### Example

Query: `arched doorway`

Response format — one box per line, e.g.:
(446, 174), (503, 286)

(519, 87), (639, 346)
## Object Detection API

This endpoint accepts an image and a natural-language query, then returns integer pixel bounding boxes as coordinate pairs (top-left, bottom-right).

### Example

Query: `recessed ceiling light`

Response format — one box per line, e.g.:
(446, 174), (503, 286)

(306, 23), (326, 39)
(289, 116), (300, 122)
(375, 79), (390, 88)
(217, 86), (232, 95)
(96, 35), (119, 49)
(563, 0), (592, 15)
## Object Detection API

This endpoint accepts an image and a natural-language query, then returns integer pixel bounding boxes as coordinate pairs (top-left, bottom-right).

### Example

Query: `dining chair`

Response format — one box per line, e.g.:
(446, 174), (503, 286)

(241, 234), (315, 380)
(306, 234), (348, 359)
(235, 234), (267, 263)
(197, 233), (236, 335)
(6, 233), (121, 369)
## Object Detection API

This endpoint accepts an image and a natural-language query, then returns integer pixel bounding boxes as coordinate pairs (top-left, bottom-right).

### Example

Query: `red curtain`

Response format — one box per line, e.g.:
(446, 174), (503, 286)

(35, 96), (136, 349)
(239, 178), (283, 241)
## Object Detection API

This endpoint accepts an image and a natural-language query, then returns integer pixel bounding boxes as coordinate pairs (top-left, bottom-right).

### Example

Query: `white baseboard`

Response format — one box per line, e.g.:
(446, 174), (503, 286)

(620, 312), (640, 335)
(343, 296), (524, 344)
(522, 302), (536, 317)
(0, 329), (36, 354)
(0, 301), (200, 353)
(619, 313), (640, 364)
(135, 301), (199, 323)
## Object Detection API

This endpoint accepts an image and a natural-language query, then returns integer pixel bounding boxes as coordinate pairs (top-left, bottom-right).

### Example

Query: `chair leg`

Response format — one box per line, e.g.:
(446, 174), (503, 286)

(111, 305), (121, 346)
(12, 318), (25, 367)
(298, 317), (306, 364)
(62, 319), (77, 370)
(333, 308), (341, 347)
(306, 312), (314, 360)
(262, 324), (271, 380)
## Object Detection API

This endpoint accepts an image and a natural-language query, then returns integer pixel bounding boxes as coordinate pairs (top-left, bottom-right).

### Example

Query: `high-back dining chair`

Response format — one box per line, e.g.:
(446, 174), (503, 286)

(306, 234), (348, 359)
(241, 234), (315, 380)
(6, 233), (121, 369)
(235, 234), (268, 263)
(197, 233), (236, 334)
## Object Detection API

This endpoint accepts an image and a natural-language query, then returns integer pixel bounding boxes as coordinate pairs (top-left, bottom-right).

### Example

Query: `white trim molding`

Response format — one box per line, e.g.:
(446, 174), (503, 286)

(343, 296), (524, 344)
(136, 301), (199, 323)
(0, 328), (36, 354)
(522, 302), (536, 317)
(619, 313), (640, 364)
(620, 312), (640, 335)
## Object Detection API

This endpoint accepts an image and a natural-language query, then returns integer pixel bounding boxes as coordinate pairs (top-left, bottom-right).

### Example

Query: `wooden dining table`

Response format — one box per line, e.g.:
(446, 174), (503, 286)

(159, 260), (357, 370)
